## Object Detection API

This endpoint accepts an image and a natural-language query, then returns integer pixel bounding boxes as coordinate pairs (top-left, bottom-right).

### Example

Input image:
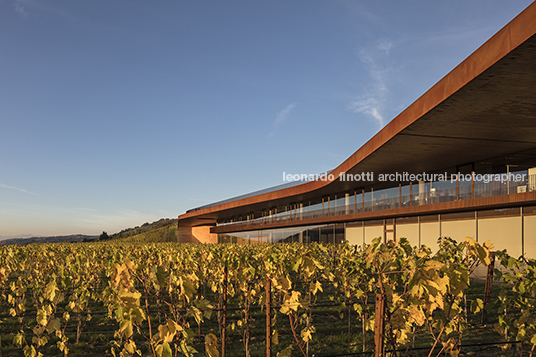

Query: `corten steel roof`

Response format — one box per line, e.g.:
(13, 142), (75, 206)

(179, 2), (536, 228)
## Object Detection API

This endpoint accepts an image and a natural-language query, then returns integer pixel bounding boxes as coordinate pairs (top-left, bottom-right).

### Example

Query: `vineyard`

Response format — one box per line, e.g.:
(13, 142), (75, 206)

(1, 238), (535, 357)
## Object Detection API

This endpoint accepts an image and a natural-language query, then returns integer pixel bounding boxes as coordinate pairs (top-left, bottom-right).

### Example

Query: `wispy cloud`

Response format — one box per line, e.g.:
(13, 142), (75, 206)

(348, 96), (385, 125)
(13, 0), (29, 17)
(347, 40), (394, 127)
(0, 183), (39, 196)
(274, 103), (297, 126)
(268, 103), (298, 138)
(187, 197), (211, 202)
(10, 0), (88, 27)
(412, 25), (497, 48)
(376, 39), (393, 55)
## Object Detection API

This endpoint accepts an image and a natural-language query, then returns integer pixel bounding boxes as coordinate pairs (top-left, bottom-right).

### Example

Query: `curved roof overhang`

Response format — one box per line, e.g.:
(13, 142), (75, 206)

(179, 2), (536, 228)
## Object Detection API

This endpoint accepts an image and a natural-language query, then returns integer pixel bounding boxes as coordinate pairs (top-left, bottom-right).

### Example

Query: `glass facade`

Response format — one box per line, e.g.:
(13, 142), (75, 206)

(217, 168), (534, 229)
(218, 223), (348, 244)
(219, 205), (536, 260)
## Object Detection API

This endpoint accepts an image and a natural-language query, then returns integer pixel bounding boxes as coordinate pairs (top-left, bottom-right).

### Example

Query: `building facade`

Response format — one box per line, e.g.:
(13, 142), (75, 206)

(178, 3), (536, 257)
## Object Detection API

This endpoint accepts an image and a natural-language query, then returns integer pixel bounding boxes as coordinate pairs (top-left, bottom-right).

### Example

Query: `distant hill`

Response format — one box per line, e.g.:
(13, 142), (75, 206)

(0, 218), (179, 246)
(112, 222), (178, 243)
(0, 234), (34, 240)
(0, 234), (98, 245)
(108, 218), (177, 240)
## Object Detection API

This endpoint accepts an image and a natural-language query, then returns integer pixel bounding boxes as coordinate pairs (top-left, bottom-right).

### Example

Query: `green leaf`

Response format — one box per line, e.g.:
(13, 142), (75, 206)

(156, 266), (167, 288)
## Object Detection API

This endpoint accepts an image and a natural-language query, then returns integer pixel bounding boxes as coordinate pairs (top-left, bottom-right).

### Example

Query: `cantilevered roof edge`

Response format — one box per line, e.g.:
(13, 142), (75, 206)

(178, 1), (536, 222)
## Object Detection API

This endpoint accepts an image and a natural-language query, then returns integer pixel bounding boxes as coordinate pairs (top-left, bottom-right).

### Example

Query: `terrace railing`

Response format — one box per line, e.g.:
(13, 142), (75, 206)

(217, 173), (535, 229)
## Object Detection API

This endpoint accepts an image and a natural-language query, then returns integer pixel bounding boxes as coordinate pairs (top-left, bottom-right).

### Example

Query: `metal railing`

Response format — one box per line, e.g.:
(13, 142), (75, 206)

(218, 173), (535, 229)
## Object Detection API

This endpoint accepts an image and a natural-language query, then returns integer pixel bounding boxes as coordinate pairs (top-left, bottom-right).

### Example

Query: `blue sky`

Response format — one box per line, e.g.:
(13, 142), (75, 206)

(0, 0), (533, 238)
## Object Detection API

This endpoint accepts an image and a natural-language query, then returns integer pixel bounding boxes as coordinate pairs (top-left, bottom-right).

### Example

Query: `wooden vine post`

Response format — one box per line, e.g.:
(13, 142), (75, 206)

(362, 311), (367, 352)
(374, 293), (386, 357)
(482, 252), (495, 324)
(266, 276), (272, 357)
(222, 265), (228, 357)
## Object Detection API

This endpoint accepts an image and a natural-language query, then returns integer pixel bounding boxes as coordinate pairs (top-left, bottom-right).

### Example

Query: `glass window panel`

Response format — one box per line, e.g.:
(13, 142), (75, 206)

(364, 191), (373, 212)
(374, 186), (399, 210)
(334, 224), (345, 244)
(320, 224), (334, 244)
(307, 226), (320, 243)
(400, 185), (411, 207)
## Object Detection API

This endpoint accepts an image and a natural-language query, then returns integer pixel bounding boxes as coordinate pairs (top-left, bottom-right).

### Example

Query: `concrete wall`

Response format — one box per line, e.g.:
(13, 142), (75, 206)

(421, 222), (440, 251)
(395, 219), (477, 250)
(178, 224), (217, 243)
(396, 223), (419, 248)
(391, 215), (528, 257)
(364, 225), (383, 244)
(345, 225), (384, 246)
(345, 226), (363, 246)
(212, 210), (536, 258)
(524, 215), (536, 258)
(348, 219), (476, 250)
(478, 216), (522, 257)
(442, 219), (476, 242)
(192, 225), (218, 244)
(177, 225), (199, 243)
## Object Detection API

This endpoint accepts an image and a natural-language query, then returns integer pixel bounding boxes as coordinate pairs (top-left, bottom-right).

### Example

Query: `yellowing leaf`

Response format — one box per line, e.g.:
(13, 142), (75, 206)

(44, 281), (57, 301)
(408, 306), (426, 326)
(205, 333), (219, 357)
(46, 318), (61, 333)
(120, 320), (133, 338)
(309, 281), (322, 295)
(300, 325), (316, 342)
(156, 342), (173, 357)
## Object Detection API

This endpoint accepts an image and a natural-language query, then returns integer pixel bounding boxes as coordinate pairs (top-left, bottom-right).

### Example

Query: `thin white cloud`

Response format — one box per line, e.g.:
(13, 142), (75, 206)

(187, 197), (212, 203)
(412, 25), (497, 48)
(268, 103), (298, 138)
(13, 0), (29, 17)
(348, 96), (384, 125)
(377, 40), (393, 55)
(0, 183), (39, 196)
(347, 40), (394, 127)
(11, 0), (87, 27)
(274, 103), (297, 126)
